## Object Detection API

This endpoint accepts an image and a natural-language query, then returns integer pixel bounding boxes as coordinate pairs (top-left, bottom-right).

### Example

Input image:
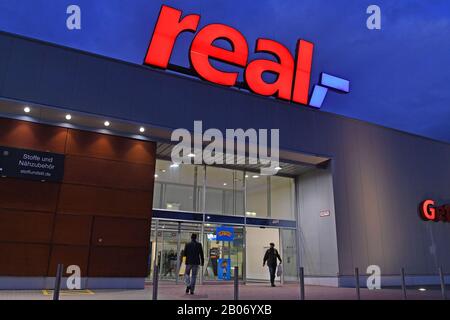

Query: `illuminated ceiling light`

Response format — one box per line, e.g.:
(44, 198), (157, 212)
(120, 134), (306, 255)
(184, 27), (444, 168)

(139, 127), (145, 133)
(65, 114), (72, 121)
(187, 153), (195, 158)
(170, 163), (179, 168)
(24, 106), (31, 113)
(418, 288), (427, 292)
(154, 174), (158, 178)
(161, 169), (166, 173)
(104, 121), (110, 127)
(275, 166), (282, 171)
(252, 175), (259, 179)
(245, 175), (249, 178)
(223, 183), (227, 186)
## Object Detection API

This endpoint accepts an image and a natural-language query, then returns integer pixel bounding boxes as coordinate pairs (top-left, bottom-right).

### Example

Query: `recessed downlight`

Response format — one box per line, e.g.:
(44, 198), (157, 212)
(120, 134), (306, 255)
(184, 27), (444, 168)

(139, 127), (145, 133)
(104, 121), (110, 127)
(24, 106), (31, 113)
(170, 163), (179, 168)
(65, 114), (72, 120)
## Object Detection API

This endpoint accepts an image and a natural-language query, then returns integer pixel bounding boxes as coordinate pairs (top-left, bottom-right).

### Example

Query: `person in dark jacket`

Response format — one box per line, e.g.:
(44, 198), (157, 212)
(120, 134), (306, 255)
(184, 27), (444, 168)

(263, 242), (282, 287)
(183, 233), (204, 294)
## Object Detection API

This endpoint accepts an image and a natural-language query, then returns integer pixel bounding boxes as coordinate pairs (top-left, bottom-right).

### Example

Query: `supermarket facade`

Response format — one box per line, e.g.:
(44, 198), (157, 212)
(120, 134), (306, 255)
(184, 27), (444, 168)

(0, 20), (450, 289)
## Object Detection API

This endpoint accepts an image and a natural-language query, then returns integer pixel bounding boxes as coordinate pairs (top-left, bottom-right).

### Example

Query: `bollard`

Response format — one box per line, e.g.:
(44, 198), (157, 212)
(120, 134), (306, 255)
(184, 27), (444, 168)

(355, 267), (360, 300)
(439, 266), (447, 300)
(53, 263), (64, 301)
(234, 266), (239, 300)
(401, 267), (407, 300)
(152, 264), (159, 300)
(299, 267), (305, 300)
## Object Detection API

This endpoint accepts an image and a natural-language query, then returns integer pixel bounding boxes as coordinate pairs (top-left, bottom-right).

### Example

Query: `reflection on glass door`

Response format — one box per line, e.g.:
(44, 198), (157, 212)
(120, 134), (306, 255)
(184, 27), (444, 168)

(203, 225), (244, 281)
(159, 230), (178, 280)
(280, 229), (298, 282)
(149, 220), (202, 283)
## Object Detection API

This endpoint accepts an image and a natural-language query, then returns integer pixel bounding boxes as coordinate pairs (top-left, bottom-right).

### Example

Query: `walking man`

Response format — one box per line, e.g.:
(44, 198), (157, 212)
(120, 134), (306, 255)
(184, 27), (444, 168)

(183, 233), (204, 295)
(263, 242), (282, 287)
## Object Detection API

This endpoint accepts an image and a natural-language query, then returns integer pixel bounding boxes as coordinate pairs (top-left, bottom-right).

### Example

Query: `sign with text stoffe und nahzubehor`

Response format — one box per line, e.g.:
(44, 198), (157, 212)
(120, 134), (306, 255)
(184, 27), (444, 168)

(0, 146), (65, 182)
(216, 226), (235, 242)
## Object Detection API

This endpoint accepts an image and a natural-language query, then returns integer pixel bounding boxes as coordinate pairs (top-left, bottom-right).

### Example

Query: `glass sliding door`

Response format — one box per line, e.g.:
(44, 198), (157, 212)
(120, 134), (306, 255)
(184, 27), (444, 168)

(245, 227), (280, 281)
(149, 220), (202, 283)
(280, 229), (298, 282)
(158, 230), (179, 280)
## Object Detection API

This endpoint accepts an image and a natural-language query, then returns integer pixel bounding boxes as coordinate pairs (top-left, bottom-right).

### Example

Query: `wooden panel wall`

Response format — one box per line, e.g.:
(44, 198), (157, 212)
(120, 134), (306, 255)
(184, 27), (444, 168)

(0, 118), (156, 278)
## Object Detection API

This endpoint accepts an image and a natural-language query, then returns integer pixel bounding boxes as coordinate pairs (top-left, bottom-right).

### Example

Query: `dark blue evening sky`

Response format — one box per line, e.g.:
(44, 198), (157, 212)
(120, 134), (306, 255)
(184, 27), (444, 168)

(0, 0), (449, 142)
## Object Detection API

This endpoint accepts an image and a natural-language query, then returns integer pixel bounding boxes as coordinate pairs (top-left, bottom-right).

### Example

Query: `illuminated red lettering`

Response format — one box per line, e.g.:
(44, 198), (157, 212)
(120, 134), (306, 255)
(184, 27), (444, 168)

(245, 39), (295, 100)
(145, 5), (200, 68)
(144, 5), (315, 105)
(420, 199), (436, 221)
(190, 24), (249, 86)
(292, 40), (314, 105)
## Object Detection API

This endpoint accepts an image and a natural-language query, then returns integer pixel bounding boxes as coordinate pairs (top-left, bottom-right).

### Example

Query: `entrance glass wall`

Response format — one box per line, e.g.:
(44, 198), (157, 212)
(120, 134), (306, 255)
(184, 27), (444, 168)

(153, 160), (204, 212)
(204, 167), (245, 216)
(149, 219), (297, 283)
(153, 159), (296, 220)
(150, 159), (300, 283)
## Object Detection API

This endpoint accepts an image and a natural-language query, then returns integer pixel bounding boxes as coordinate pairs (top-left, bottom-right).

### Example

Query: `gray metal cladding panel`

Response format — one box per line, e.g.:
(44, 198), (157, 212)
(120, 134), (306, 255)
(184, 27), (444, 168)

(66, 54), (110, 113)
(330, 154), (354, 275)
(298, 168), (339, 276)
(338, 120), (370, 271)
(355, 123), (384, 271)
(1, 38), (47, 102)
(121, 67), (165, 123)
(316, 171), (339, 274)
(37, 46), (81, 108)
(0, 35), (14, 97)
(384, 132), (448, 275)
(312, 111), (343, 155)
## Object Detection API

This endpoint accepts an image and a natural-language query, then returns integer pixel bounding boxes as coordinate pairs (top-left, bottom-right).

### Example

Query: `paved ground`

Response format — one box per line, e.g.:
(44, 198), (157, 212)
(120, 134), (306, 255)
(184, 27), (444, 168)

(0, 282), (447, 300)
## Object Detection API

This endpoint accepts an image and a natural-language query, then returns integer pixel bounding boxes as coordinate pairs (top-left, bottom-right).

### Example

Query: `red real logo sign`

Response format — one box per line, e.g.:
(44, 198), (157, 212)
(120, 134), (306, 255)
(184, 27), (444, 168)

(144, 5), (348, 107)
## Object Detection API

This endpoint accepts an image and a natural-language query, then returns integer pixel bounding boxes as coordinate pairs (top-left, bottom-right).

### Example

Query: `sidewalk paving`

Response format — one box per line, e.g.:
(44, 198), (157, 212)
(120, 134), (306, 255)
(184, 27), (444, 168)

(0, 282), (446, 300)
